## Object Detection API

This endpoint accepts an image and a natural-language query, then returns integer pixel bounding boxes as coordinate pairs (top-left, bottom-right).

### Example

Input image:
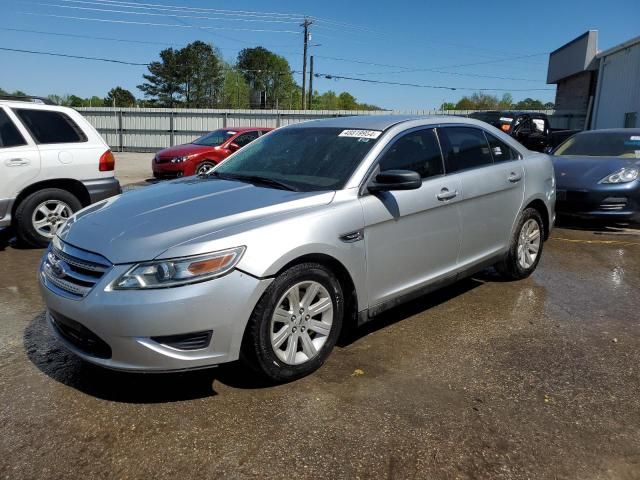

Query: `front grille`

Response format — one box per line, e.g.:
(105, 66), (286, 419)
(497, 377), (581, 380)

(50, 311), (112, 359)
(42, 241), (111, 299)
(151, 331), (213, 351)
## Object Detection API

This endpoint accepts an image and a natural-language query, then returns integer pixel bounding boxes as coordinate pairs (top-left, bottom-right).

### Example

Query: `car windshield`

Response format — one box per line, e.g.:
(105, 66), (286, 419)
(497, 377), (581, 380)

(192, 130), (236, 146)
(213, 127), (381, 192)
(554, 132), (640, 158)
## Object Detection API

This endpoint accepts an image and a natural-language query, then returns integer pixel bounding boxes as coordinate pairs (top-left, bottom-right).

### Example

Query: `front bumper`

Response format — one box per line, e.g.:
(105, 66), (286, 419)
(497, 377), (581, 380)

(39, 255), (272, 372)
(152, 158), (190, 178)
(555, 183), (640, 224)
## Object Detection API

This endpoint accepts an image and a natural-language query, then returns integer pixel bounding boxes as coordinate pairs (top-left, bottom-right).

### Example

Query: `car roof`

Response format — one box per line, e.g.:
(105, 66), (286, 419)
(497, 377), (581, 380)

(226, 127), (272, 132)
(285, 114), (479, 131)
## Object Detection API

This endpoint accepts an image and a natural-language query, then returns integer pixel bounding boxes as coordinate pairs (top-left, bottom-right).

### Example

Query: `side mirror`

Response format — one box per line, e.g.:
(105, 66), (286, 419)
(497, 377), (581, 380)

(228, 142), (240, 152)
(368, 170), (422, 193)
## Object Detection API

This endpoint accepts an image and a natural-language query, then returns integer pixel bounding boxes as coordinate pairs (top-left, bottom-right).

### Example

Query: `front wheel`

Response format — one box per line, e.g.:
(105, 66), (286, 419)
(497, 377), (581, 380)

(14, 188), (82, 248)
(496, 208), (545, 280)
(195, 161), (215, 175)
(242, 263), (343, 382)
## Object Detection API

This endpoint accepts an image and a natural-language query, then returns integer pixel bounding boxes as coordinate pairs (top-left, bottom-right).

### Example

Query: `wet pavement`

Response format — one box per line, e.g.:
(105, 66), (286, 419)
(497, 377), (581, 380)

(1, 221), (639, 479)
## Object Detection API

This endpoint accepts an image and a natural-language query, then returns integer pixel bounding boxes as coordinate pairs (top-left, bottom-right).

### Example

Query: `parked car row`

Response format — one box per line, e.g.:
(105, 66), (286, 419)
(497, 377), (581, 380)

(1, 96), (637, 383)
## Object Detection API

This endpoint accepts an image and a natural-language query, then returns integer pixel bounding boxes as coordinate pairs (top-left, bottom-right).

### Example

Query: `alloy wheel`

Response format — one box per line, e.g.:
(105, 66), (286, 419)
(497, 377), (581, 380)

(517, 219), (541, 269)
(31, 200), (73, 239)
(270, 281), (334, 365)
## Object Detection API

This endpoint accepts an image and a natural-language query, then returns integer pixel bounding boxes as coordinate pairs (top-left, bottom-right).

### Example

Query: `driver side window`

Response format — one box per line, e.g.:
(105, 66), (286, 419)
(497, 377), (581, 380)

(378, 128), (444, 179)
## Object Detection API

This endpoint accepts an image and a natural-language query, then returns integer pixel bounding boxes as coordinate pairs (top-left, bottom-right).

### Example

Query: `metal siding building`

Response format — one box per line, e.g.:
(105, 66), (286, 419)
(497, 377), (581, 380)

(591, 36), (640, 129)
(548, 32), (640, 129)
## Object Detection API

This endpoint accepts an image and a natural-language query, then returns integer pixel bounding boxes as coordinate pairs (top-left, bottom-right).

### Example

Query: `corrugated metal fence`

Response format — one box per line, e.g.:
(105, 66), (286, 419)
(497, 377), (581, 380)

(77, 107), (584, 152)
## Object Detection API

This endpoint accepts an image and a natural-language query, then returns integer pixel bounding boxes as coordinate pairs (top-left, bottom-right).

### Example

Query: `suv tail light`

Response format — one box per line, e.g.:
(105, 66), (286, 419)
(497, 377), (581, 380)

(99, 150), (115, 171)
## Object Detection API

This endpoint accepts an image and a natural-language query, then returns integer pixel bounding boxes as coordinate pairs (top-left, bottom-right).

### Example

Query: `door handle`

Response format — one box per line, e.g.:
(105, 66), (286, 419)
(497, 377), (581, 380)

(437, 188), (458, 201)
(508, 172), (522, 183)
(5, 158), (30, 167)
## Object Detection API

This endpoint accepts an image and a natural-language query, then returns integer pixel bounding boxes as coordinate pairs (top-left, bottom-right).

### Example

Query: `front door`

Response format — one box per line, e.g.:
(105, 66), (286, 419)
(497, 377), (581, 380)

(360, 127), (462, 308)
(0, 107), (41, 219)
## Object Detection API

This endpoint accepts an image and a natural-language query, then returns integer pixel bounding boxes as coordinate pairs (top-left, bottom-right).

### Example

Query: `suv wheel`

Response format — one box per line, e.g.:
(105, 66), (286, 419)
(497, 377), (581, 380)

(242, 263), (343, 382)
(15, 188), (82, 248)
(496, 207), (544, 280)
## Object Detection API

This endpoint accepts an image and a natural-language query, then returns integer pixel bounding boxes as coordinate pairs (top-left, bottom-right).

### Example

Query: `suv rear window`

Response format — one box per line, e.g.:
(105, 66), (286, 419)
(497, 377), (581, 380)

(0, 110), (26, 148)
(14, 109), (87, 144)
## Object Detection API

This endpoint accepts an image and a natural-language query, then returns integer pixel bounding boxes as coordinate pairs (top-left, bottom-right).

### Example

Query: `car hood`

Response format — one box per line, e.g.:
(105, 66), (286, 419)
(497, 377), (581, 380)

(57, 178), (335, 264)
(156, 143), (216, 158)
(552, 156), (640, 189)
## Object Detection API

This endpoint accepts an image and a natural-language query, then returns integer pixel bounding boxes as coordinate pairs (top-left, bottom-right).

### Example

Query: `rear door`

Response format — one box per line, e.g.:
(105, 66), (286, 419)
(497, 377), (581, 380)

(437, 126), (524, 269)
(360, 127), (462, 307)
(0, 107), (41, 208)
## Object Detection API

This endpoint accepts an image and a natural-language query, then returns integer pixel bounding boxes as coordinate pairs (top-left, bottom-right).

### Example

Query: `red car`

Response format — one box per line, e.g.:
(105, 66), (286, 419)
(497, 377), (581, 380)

(152, 127), (272, 178)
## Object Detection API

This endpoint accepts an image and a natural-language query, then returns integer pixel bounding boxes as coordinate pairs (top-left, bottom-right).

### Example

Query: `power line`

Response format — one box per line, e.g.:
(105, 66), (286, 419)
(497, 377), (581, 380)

(57, 0), (306, 19)
(314, 73), (554, 92)
(19, 12), (300, 34)
(0, 46), (149, 65)
(36, 1), (303, 25)
(0, 27), (302, 55)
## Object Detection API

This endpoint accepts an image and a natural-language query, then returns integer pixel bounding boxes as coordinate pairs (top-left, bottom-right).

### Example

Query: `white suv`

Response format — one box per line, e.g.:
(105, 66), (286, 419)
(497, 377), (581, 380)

(0, 97), (120, 247)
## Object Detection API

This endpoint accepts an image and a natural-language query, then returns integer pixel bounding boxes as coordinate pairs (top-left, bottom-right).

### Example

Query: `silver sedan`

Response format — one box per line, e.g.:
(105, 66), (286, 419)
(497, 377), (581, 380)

(39, 115), (555, 381)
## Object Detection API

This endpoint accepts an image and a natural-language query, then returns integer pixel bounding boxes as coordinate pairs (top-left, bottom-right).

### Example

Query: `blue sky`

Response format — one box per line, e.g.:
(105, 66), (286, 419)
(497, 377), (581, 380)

(0, 0), (638, 109)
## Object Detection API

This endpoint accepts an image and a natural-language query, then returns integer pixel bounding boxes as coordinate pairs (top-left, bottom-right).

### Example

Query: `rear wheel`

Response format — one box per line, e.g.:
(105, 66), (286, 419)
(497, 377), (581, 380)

(15, 188), (82, 248)
(242, 263), (343, 382)
(496, 207), (544, 280)
(195, 161), (215, 175)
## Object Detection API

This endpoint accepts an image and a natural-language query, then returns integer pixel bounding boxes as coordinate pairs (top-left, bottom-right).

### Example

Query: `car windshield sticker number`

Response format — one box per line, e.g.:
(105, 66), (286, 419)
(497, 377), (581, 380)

(339, 129), (382, 139)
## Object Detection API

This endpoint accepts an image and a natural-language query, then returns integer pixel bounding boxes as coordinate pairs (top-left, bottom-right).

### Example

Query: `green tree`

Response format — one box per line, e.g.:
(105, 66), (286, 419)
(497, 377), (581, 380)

(337, 92), (358, 110)
(237, 47), (297, 109)
(498, 93), (513, 109)
(514, 97), (545, 109)
(221, 68), (250, 108)
(455, 97), (476, 110)
(105, 87), (136, 107)
(179, 41), (224, 108)
(67, 95), (87, 107)
(139, 41), (224, 107)
(544, 101), (555, 109)
(440, 102), (456, 111)
(138, 47), (182, 106)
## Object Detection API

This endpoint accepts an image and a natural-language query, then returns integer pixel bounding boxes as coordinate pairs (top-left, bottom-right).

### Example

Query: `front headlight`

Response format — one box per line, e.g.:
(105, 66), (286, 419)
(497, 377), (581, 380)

(599, 167), (639, 184)
(112, 246), (246, 290)
(171, 156), (189, 163)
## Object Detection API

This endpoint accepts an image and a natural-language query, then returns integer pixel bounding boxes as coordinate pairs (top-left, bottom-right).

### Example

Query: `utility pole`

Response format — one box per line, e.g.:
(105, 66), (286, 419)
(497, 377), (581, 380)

(308, 56), (314, 110)
(300, 17), (312, 109)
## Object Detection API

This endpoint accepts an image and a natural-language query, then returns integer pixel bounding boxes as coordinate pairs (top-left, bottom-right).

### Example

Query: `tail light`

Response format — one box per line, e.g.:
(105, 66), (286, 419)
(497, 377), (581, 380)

(99, 150), (115, 172)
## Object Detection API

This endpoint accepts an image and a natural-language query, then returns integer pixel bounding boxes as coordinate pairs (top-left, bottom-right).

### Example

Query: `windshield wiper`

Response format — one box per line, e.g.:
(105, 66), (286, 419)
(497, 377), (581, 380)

(207, 171), (299, 191)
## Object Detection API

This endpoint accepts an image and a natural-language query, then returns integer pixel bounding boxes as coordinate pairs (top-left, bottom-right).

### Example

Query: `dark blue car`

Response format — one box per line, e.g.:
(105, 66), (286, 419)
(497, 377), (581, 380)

(552, 129), (640, 225)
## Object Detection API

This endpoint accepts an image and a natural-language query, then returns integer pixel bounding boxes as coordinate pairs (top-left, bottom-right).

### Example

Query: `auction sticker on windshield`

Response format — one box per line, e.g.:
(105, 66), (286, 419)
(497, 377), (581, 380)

(338, 129), (382, 139)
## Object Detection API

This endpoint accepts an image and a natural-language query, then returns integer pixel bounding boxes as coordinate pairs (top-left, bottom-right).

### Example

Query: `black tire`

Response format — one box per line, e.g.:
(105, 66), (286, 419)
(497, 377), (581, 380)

(241, 262), (344, 382)
(14, 188), (82, 248)
(495, 207), (545, 280)
(195, 161), (215, 175)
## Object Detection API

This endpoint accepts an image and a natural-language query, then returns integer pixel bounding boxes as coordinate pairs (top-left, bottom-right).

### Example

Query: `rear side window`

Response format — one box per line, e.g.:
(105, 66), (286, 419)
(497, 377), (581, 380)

(0, 109), (27, 148)
(14, 109), (87, 144)
(485, 132), (519, 162)
(233, 131), (260, 147)
(379, 128), (444, 178)
(438, 127), (493, 173)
